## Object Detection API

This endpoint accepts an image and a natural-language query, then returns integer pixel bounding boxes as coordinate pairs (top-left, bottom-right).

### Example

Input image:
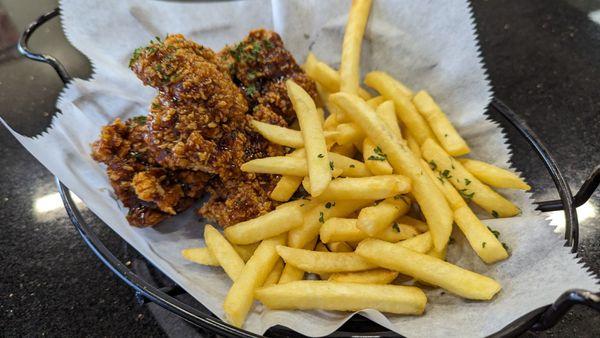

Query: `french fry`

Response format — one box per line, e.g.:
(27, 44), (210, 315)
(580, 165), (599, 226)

(364, 72), (436, 144)
(320, 217), (418, 244)
(420, 159), (467, 210)
(326, 241), (354, 252)
(398, 232), (433, 253)
(263, 259), (285, 286)
(306, 59), (372, 100)
(357, 196), (411, 235)
(454, 205), (509, 264)
(225, 202), (305, 244)
(303, 52), (318, 72)
(278, 238), (317, 284)
(413, 91), (470, 156)
(204, 224), (245, 281)
(232, 242), (260, 262)
(303, 175), (411, 201)
(427, 245), (447, 261)
(223, 234), (286, 327)
(336, 122), (365, 145)
(376, 100), (403, 140)
(270, 150), (306, 202)
(255, 280), (427, 315)
(366, 95), (386, 108)
(314, 241), (332, 280)
(340, 0), (372, 95)
(241, 156), (307, 176)
(397, 215), (429, 233)
(459, 158), (531, 190)
(286, 80), (331, 197)
(323, 112), (339, 131)
(404, 129), (422, 158)
(250, 120), (337, 149)
(330, 142), (356, 158)
(356, 238), (502, 300)
(330, 93), (453, 251)
(288, 199), (372, 248)
(362, 138), (394, 175)
(276, 246), (376, 273)
(328, 152), (371, 177)
(421, 138), (520, 217)
(328, 269), (398, 284)
(181, 248), (219, 266)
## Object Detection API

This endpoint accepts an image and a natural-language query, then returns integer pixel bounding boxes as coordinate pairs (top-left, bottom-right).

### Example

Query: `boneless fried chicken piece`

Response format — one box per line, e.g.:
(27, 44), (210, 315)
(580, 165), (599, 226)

(91, 117), (210, 227)
(220, 29), (318, 124)
(129, 35), (250, 174)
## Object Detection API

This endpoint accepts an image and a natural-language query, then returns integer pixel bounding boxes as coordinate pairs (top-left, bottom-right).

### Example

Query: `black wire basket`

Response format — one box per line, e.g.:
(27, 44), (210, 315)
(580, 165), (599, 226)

(18, 8), (600, 338)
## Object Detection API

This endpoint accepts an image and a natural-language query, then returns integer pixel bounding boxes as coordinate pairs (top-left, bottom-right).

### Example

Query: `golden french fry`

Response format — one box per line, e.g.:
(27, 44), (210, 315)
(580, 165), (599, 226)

(270, 150), (306, 202)
(398, 232), (433, 253)
(288, 199), (372, 248)
(314, 241), (332, 280)
(459, 158), (531, 190)
(376, 100), (403, 140)
(421, 139), (520, 217)
(356, 238), (502, 300)
(331, 93), (453, 251)
(303, 175), (411, 201)
(420, 159), (467, 210)
(405, 129), (422, 158)
(305, 58), (373, 100)
(427, 245), (447, 261)
(263, 259), (285, 287)
(340, 0), (372, 95)
(326, 241), (354, 252)
(328, 269), (398, 284)
(276, 246), (376, 273)
(362, 138), (394, 175)
(323, 112), (339, 131)
(255, 280), (427, 315)
(328, 152), (371, 177)
(225, 202), (305, 244)
(278, 238), (317, 284)
(241, 156), (307, 176)
(454, 205), (509, 263)
(232, 242), (260, 262)
(303, 52), (318, 72)
(366, 96), (386, 108)
(397, 215), (429, 233)
(250, 120), (337, 149)
(413, 91), (470, 156)
(286, 80), (331, 197)
(357, 196), (411, 235)
(204, 224), (245, 281)
(364, 72), (438, 145)
(336, 122), (365, 145)
(223, 234), (286, 327)
(181, 247), (219, 266)
(320, 217), (418, 244)
(330, 142), (356, 158)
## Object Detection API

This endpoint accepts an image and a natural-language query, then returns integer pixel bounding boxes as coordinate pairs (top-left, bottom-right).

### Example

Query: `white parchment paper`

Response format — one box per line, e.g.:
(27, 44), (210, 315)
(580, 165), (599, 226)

(3, 0), (598, 336)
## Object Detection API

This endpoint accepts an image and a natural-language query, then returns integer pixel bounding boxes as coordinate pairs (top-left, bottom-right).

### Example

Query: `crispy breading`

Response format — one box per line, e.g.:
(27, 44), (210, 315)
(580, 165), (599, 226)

(91, 117), (210, 227)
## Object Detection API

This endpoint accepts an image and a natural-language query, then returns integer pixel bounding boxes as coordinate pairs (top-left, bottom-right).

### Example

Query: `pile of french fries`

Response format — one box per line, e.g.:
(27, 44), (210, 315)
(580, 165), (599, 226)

(182, 0), (531, 328)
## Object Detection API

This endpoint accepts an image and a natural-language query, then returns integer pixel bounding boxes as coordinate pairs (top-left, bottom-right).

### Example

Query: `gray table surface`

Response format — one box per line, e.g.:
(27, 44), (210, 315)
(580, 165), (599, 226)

(1, 0), (598, 336)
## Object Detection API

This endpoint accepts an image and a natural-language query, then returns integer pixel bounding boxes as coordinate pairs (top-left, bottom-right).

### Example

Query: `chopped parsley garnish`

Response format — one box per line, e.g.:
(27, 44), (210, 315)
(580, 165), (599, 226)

(438, 169), (452, 182)
(368, 146), (387, 161)
(491, 210), (499, 218)
(300, 204), (305, 207)
(502, 242), (510, 251)
(482, 242), (487, 248)
(464, 178), (471, 185)
(245, 84), (257, 97)
(458, 188), (475, 200)
(444, 133), (449, 138)
(129, 151), (144, 161)
(392, 223), (401, 232)
(318, 211), (325, 223)
(264, 39), (275, 50)
(329, 161), (335, 170)
(325, 202), (335, 209)
(151, 102), (160, 110)
(132, 116), (147, 125)
(154, 36), (162, 42)
(487, 226), (500, 238)
(428, 160), (437, 171)
(318, 153), (324, 158)
(349, 164), (356, 168)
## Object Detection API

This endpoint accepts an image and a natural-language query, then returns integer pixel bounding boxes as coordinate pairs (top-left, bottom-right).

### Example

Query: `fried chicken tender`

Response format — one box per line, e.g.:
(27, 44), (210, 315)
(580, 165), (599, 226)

(91, 117), (210, 227)
(220, 29), (318, 124)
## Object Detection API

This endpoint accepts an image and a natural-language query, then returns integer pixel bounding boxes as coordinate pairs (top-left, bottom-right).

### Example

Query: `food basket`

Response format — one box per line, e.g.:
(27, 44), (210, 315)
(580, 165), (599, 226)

(18, 8), (600, 338)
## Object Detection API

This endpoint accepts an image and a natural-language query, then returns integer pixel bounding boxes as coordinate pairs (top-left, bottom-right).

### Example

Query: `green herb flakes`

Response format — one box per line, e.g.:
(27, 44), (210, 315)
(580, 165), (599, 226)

(132, 116), (147, 125)
(458, 189), (474, 200)
(318, 212), (325, 224)
(491, 210), (499, 218)
(482, 242), (487, 248)
(428, 160), (437, 171)
(487, 226), (500, 238)
(329, 161), (335, 170)
(392, 223), (401, 232)
(325, 202), (335, 209)
(464, 178), (471, 185)
(318, 153), (325, 158)
(349, 164), (355, 168)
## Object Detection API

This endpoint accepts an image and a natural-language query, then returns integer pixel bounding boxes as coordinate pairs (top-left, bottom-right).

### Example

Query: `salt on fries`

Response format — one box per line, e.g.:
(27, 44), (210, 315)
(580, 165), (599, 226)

(180, 0), (529, 328)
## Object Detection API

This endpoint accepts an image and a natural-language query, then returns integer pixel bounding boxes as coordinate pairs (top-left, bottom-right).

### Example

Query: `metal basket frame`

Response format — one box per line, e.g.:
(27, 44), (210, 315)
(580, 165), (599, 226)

(17, 8), (600, 338)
